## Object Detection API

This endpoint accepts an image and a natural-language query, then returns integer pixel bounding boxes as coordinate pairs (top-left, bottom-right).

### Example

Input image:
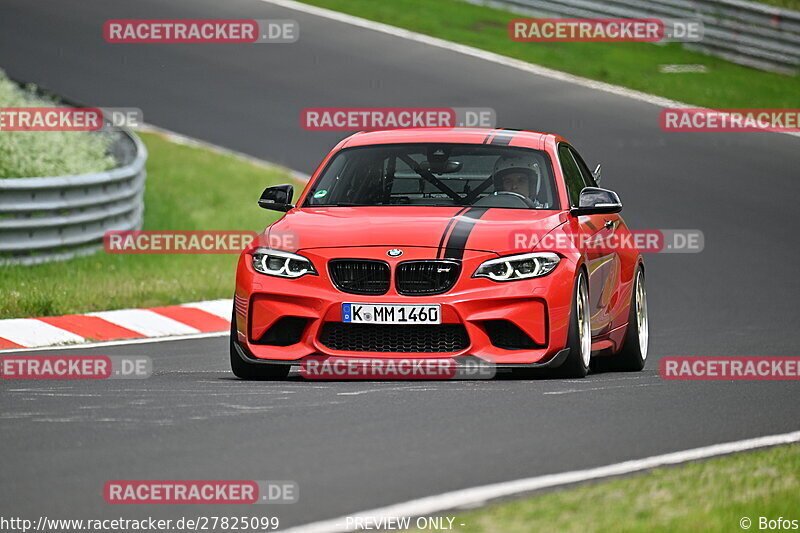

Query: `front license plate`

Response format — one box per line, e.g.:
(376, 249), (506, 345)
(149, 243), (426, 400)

(342, 303), (441, 324)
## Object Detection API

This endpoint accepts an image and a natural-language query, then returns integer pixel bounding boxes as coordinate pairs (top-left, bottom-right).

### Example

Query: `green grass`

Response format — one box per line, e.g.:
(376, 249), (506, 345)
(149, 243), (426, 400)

(0, 71), (115, 178)
(416, 444), (800, 533)
(299, 0), (799, 108)
(0, 132), (290, 318)
(754, 0), (800, 9)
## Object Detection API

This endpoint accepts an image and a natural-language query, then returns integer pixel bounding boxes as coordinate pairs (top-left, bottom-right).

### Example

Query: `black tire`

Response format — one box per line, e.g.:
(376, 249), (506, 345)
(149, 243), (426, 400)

(229, 311), (290, 380)
(612, 266), (648, 372)
(550, 270), (591, 379)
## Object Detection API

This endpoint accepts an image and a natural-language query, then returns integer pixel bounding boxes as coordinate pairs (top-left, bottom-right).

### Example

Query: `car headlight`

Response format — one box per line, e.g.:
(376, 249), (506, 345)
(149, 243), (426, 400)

(251, 248), (316, 278)
(473, 252), (560, 282)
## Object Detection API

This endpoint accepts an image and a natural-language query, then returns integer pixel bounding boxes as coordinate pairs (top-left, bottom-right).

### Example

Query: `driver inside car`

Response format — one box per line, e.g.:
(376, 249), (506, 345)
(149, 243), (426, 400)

(491, 155), (544, 206)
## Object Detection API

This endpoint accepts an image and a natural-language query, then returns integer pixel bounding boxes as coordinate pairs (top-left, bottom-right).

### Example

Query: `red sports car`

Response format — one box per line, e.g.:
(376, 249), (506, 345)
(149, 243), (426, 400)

(230, 128), (648, 379)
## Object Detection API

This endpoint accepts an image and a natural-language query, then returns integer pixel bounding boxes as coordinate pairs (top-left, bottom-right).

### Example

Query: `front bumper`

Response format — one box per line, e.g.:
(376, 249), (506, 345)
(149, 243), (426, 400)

(234, 247), (577, 365)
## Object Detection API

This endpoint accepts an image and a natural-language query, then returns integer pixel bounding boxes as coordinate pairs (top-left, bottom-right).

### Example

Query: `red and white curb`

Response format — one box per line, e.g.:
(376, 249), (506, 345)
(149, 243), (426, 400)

(0, 299), (231, 350)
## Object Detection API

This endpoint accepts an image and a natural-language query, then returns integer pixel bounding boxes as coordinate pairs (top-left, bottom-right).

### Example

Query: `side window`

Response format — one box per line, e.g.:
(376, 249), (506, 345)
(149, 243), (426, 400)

(567, 146), (597, 188)
(558, 144), (585, 206)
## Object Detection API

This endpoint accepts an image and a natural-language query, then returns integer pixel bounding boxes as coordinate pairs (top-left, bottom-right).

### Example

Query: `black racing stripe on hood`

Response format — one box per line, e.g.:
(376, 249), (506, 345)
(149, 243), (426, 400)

(436, 207), (470, 258)
(442, 207), (490, 260)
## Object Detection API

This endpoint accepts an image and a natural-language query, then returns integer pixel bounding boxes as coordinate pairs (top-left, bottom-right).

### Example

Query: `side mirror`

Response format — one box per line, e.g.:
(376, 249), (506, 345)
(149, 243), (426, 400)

(258, 184), (294, 212)
(592, 164), (602, 184)
(570, 187), (622, 216)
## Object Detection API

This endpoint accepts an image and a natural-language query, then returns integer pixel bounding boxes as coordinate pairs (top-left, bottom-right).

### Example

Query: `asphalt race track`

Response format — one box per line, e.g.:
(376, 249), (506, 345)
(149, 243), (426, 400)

(1, 0), (799, 529)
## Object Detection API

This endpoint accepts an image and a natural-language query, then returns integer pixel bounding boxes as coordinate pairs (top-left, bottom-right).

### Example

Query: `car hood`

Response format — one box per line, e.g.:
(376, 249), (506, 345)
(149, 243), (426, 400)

(268, 206), (566, 256)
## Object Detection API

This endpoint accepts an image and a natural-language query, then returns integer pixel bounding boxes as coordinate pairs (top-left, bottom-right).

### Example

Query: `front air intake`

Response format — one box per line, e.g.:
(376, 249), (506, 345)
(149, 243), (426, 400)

(319, 323), (469, 353)
(251, 316), (308, 346)
(482, 320), (541, 350)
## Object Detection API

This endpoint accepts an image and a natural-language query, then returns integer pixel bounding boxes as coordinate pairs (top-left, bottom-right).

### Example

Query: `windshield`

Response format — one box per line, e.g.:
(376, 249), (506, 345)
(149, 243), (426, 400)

(304, 143), (559, 209)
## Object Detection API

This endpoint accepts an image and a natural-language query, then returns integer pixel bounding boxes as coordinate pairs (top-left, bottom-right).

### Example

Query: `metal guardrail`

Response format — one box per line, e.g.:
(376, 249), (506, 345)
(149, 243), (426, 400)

(0, 129), (147, 265)
(469, 0), (800, 74)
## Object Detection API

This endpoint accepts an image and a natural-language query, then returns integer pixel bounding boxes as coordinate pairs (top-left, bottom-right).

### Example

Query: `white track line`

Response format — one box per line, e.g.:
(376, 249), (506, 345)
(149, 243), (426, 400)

(260, 0), (800, 139)
(280, 430), (800, 533)
(261, 0), (687, 108)
(137, 124), (310, 182)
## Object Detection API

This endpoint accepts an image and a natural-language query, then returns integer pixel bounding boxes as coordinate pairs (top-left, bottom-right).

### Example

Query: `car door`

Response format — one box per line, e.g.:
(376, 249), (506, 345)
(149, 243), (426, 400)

(558, 144), (616, 336)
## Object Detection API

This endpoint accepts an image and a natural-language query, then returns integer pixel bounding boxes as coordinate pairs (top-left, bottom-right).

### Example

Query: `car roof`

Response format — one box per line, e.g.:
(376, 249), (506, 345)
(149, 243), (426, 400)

(338, 128), (562, 151)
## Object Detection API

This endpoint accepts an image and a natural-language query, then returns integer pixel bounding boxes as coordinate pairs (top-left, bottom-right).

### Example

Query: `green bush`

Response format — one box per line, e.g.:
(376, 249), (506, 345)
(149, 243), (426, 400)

(0, 71), (115, 178)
